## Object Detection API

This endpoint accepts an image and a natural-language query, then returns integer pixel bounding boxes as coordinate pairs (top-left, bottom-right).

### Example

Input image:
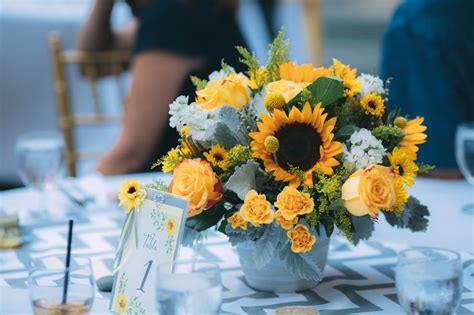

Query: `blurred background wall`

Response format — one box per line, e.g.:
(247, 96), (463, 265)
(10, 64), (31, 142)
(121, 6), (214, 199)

(0, 0), (399, 189)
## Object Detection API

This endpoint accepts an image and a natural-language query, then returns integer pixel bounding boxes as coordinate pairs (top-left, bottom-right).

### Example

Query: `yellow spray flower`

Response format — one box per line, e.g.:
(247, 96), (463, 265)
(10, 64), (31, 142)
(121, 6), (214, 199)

(204, 144), (228, 169)
(287, 224), (316, 253)
(227, 211), (248, 230)
(249, 66), (269, 89)
(118, 180), (145, 213)
(399, 117), (427, 160)
(115, 293), (129, 315)
(274, 186), (314, 221)
(239, 190), (274, 227)
(165, 217), (177, 235)
(388, 147), (418, 186)
(275, 210), (298, 230)
(360, 93), (385, 116)
(161, 148), (183, 173)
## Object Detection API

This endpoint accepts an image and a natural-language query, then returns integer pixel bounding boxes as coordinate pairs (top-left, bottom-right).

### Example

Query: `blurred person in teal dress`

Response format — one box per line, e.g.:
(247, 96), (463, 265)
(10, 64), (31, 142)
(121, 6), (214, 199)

(381, 0), (474, 178)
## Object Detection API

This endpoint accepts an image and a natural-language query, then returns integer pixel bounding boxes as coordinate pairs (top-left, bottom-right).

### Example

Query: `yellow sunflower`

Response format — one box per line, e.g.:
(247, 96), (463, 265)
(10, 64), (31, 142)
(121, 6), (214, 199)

(115, 293), (129, 315)
(249, 102), (343, 187)
(360, 92), (385, 116)
(204, 144), (228, 168)
(388, 147), (418, 186)
(399, 117), (427, 160)
(343, 78), (361, 97)
(118, 180), (145, 213)
(165, 217), (177, 235)
(331, 59), (361, 97)
(394, 176), (409, 210)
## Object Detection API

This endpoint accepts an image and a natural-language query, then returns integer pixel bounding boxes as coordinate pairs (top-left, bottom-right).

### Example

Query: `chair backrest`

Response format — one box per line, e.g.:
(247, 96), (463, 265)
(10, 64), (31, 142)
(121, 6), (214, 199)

(48, 32), (131, 177)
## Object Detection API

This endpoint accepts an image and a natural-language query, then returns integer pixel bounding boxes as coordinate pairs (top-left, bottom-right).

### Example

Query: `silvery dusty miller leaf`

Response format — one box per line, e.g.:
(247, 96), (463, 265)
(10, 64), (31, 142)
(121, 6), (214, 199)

(253, 223), (284, 269)
(351, 215), (375, 245)
(213, 106), (248, 148)
(224, 160), (260, 200)
(279, 245), (324, 282)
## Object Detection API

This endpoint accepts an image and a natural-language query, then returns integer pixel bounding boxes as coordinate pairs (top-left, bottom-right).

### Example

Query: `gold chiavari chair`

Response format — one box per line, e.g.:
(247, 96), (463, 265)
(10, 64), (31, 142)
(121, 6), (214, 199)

(302, 0), (323, 66)
(48, 32), (131, 177)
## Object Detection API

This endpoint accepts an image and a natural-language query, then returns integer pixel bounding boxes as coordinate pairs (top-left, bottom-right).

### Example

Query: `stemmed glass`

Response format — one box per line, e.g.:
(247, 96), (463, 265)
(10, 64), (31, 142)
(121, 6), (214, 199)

(15, 132), (65, 217)
(455, 122), (474, 214)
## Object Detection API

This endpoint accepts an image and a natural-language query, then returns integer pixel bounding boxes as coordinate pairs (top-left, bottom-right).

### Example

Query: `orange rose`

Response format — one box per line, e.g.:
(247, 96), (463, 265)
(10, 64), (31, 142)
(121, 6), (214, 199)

(341, 165), (396, 217)
(287, 224), (316, 253)
(239, 190), (274, 227)
(274, 186), (314, 221)
(168, 159), (223, 217)
(227, 212), (248, 230)
(196, 72), (250, 110)
(275, 210), (298, 230)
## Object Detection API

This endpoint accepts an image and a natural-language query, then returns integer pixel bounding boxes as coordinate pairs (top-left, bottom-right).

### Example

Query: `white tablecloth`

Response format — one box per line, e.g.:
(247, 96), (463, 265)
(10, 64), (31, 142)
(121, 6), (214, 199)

(0, 174), (473, 314)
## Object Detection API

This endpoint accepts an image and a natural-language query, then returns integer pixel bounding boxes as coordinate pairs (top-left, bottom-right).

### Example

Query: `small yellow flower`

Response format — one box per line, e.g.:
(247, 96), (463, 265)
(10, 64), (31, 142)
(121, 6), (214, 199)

(394, 116), (407, 129)
(115, 293), (129, 315)
(239, 190), (274, 227)
(264, 92), (286, 113)
(227, 211), (248, 230)
(249, 66), (269, 89)
(264, 136), (279, 153)
(204, 144), (228, 169)
(165, 217), (177, 235)
(388, 147), (418, 186)
(360, 92), (385, 116)
(161, 148), (183, 173)
(287, 224), (316, 253)
(118, 180), (145, 213)
(275, 210), (298, 230)
(275, 186), (314, 221)
(343, 78), (361, 97)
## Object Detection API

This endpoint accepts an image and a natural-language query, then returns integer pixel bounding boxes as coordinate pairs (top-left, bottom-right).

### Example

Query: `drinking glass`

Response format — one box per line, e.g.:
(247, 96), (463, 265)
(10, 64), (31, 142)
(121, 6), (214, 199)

(455, 122), (474, 214)
(15, 132), (64, 215)
(396, 247), (463, 315)
(29, 255), (94, 315)
(156, 260), (222, 315)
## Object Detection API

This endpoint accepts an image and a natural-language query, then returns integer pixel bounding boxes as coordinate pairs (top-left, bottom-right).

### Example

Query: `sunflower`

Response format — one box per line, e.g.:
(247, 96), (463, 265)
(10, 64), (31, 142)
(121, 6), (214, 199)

(360, 92), (385, 116)
(118, 180), (145, 212)
(331, 59), (361, 97)
(161, 148), (183, 173)
(343, 78), (361, 97)
(204, 144), (228, 168)
(249, 103), (343, 186)
(399, 117), (427, 160)
(394, 176), (409, 210)
(388, 147), (418, 186)
(115, 293), (129, 315)
(165, 217), (177, 235)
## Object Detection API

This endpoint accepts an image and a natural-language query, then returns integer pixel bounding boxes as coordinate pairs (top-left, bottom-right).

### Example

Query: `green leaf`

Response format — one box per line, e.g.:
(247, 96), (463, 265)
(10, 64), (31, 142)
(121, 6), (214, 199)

(213, 106), (248, 148)
(383, 196), (430, 232)
(351, 215), (375, 245)
(279, 245), (324, 282)
(190, 76), (207, 90)
(327, 200), (347, 213)
(185, 203), (226, 232)
(287, 76), (344, 109)
(253, 223), (283, 269)
(224, 160), (260, 200)
(335, 125), (359, 142)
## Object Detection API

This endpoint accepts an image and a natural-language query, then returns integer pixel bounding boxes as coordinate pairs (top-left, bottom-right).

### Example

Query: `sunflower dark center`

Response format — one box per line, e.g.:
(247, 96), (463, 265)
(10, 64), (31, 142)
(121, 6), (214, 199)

(398, 165), (404, 176)
(128, 186), (136, 194)
(214, 153), (224, 162)
(274, 122), (322, 172)
(368, 101), (376, 109)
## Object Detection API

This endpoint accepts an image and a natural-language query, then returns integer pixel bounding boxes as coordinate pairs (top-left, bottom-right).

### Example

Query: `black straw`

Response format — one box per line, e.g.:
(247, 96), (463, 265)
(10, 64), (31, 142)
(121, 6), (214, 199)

(61, 219), (74, 305)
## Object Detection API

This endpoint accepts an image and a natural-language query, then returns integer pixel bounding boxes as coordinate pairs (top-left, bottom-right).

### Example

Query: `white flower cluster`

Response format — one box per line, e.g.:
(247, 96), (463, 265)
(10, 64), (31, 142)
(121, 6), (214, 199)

(356, 73), (385, 95)
(343, 128), (386, 170)
(169, 95), (217, 142)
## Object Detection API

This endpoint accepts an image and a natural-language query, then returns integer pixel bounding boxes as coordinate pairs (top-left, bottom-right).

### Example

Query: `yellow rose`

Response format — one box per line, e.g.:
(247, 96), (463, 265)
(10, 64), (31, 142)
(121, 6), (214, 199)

(275, 210), (298, 230)
(265, 80), (309, 102)
(287, 224), (316, 253)
(239, 190), (274, 227)
(274, 186), (314, 221)
(227, 211), (248, 230)
(168, 159), (223, 217)
(196, 72), (250, 110)
(341, 165), (397, 217)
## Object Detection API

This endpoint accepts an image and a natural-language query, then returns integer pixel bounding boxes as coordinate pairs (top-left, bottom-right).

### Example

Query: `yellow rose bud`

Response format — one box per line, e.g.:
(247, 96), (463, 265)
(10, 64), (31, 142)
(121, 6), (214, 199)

(196, 72), (250, 110)
(275, 210), (298, 230)
(239, 190), (274, 227)
(275, 186), (314, 221)
(227, 211), (248, 230)
(287, 224), (316, 253)
(394, 116), (408, 128)
(169, 159), (223, 217)
(264, 136), (279, 153)
(264, 92), (286, 112)
(341, 165), (397, 217)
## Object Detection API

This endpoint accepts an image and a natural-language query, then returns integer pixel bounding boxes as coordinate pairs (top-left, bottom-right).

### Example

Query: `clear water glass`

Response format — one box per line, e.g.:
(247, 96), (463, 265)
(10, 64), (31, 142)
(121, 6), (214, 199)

(29, 255), (94, 315)
(396, 247), (463, 315)
(15, 132), (64, 214)
(455, 122), (474, 214)
(156, 261), (222, 315)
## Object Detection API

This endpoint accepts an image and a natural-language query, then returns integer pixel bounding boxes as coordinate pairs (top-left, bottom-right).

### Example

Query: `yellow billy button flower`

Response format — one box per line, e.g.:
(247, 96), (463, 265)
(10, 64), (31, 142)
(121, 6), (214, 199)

(275, 210), (298, 230)
(287, 224), (316, 253)
(264, 92), (286, 113)
(227, 211), (248, 230)
(118, 179), (145, 213)
(394, 116), (407, 129)
(360, 93), (385, 116)
(115, 293), (129, 315)
(264, 135), (279, 153)
(341, 165), (397, 217)
(274, 186), (314, 221)
(239, 190), (274, 227)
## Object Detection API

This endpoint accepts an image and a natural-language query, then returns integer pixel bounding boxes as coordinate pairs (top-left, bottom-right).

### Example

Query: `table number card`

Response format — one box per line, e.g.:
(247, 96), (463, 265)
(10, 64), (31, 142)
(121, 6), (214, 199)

(110, 189), (188, 314)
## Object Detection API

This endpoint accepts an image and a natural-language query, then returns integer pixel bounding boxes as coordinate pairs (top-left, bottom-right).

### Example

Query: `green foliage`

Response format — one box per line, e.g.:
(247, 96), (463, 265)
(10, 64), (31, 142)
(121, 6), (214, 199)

(351, 215), (374, 245)
(297, 88), (313, 107)
(372, 125), (405, 151)
(334, 212), (352, 241)
(385, 106), (401, 125)
(418, 163), (435, 174)
(278, 244), (324, 282)
(335, 124), (359, 142)
(190, 76), (207, 90)
(222, 145), (252, 173)
(288, 77), (344, 109)
(213, 106), (249, 148)
(383, 196), (430, 232)
(305, 210), (319, 230)
(236, 46), (260, 75)
(221, 59), (233, 73)
(144, 178), (168, 192)
(266, 27), (289, 81)
(253, 223), (286, 268)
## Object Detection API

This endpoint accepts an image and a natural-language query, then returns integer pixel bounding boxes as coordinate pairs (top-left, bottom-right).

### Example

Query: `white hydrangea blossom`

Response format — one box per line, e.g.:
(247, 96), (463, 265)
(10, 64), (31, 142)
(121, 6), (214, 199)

(168, 95), (217, 142)
(343, 128), (386, 170)
(357, 73), (385, 95)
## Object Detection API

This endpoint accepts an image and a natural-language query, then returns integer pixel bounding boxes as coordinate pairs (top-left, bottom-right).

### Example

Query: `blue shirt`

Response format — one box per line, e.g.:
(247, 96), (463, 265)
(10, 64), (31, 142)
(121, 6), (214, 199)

(381, 0), (474, 169)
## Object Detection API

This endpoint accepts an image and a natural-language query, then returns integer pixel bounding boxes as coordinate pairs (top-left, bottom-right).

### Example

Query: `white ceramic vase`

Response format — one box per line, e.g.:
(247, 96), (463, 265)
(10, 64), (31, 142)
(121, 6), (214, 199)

(235, 230), (330, 292)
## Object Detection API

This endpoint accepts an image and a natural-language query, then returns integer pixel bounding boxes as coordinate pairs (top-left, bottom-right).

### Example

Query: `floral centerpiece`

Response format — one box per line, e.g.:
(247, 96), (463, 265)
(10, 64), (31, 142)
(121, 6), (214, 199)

(120, 29), (431, 292)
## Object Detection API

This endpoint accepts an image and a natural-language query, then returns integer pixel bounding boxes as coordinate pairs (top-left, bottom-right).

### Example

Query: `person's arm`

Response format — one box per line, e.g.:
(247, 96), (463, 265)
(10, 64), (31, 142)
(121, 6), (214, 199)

(76, 0), (137, 52)
(96, 52), (203, 175)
